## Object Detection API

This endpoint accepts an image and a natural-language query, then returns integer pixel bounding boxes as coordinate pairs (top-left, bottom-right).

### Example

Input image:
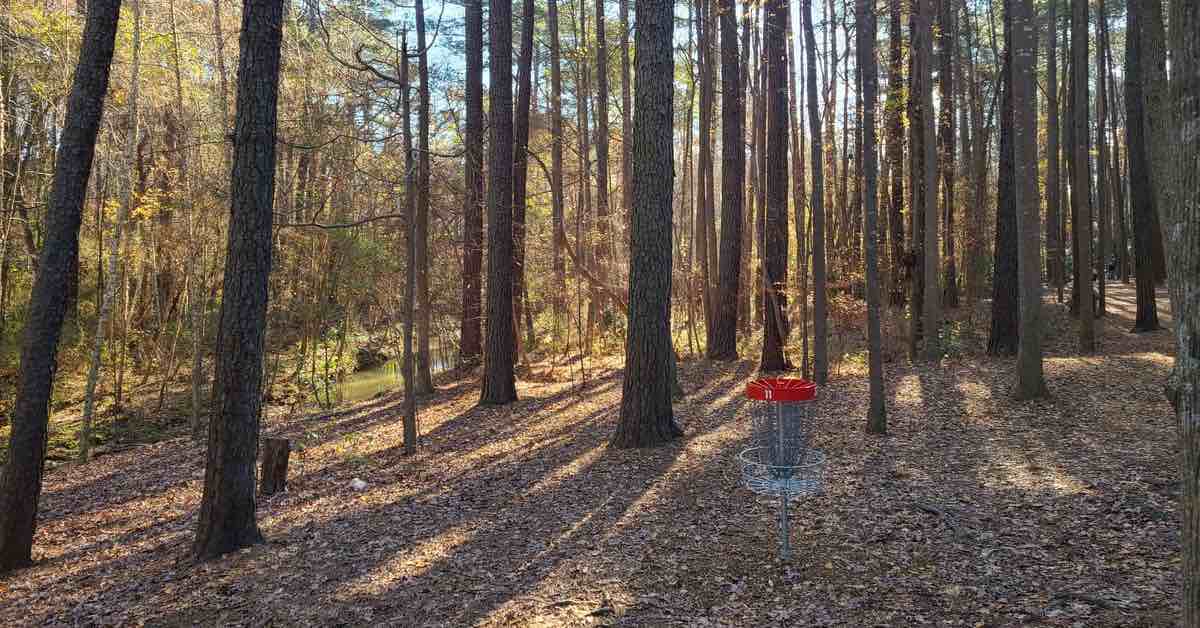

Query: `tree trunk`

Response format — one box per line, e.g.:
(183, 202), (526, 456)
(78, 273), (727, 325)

(1162, 4), (1199, 624)
(259, 438), (290, 496)
(613, 0), (681, 448)
(886, 0), (905, 309)
(1045, 0), (1063, 301)
(80, 0), (141, 462)
(788, 10), (809, 375)
(1139, 0), (1168, 285)
(938, 0), (958, 309)
(696, 0), (715, 350)
(593, 0), (611, 321)
(1071, 0), (1095, 352)
(481, 0), (518, 404)
(414, 0), (434, 392)
(0, 0), (122, 573)
(212, 0), (231, 173)
(549, 0), (567, 339)
(858, 0), (885, 433)
(1094, 0), (1110, 315)
(1125, 0), (1160, 332)
(708, 0), (743, 361)
(401, 28), (418, 455)
(760, 0), (789, 372)
(802, 0), (827, 384)
(193, 0), (285, 561)
(459, 0), (484, 367)
(619, 0), (632, 251)
(738, 4), (754, 337)
(1013, 0), (1046, 398)
(513, 0), (535, 358)
(919, 0), (940, 360)
(988, 0), (1019, 357)
(907, 8), (925, 359)
(576, 0), (595, 346)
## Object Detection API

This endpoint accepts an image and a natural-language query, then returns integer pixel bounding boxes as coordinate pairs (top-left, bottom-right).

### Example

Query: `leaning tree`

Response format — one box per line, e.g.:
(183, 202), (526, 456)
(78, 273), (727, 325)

(0, 0), (123, 572)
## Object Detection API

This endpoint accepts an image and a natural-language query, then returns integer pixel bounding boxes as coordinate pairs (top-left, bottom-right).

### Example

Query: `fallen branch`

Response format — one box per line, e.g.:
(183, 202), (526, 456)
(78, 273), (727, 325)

(1049, 591), (1119, 610)
(911, 501), (961, 537)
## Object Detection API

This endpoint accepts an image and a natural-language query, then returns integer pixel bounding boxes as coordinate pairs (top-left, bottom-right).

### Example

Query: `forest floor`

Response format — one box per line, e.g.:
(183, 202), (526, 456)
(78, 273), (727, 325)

(0, 283), (1181, 627)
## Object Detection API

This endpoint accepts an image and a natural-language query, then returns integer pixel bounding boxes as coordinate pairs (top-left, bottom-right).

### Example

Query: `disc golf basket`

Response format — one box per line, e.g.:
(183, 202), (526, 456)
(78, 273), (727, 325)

(738, 378), (825, 559)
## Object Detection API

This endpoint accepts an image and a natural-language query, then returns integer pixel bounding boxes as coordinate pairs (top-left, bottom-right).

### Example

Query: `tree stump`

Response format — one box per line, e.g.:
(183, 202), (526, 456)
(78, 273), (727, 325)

(260, 437), (290, 496)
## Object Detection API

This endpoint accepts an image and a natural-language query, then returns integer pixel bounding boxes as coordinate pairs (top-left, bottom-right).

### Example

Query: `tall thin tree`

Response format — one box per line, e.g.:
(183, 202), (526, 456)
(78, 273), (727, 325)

(802, 0), (827, 384)
(1125, 0), (1159, 332)
(919, 0), (940, 360)
(193, 0), (286, 560)
(0, 0), (123, 572)
(414, 0), (434, 392)
(400, 29), (417, 455)
(79, 0), (140, 462)
(459, 0), (484, 367)
(709, 0), (743, 361)
(481, 0), (518, 404)
(1045, 0), (1063, 302)
(988, 0), (1019, 356)
(885, 0), (905, 309)
(760, 0), (790, 372)
(549, 0), (567, 335)
(858, 0), (886, 433)
(1013, 0), (1046, 398)
(513, 0), (535, 354)
(1071, 0), (1095, 352)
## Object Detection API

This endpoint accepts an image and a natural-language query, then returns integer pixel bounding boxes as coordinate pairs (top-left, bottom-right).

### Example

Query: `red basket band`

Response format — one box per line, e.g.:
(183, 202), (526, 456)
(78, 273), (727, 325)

(746, 377), (817, 402)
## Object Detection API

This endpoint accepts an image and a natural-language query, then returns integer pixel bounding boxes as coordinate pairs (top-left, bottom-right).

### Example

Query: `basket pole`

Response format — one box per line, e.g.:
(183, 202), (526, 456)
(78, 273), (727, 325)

(779, 490), (790, 559)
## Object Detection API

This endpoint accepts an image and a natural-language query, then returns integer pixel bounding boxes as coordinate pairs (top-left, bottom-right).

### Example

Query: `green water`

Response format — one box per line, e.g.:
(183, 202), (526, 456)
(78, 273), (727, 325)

(335, 356), (450, 404)
(337, 360), (402, 403)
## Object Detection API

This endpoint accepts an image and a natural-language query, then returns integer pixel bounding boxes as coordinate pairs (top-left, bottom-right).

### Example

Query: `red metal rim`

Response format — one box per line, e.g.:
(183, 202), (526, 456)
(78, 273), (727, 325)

(745, 377), (817, 402)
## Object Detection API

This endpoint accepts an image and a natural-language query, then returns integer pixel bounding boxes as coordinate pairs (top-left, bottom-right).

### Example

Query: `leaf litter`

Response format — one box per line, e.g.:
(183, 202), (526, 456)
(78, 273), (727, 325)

(0, 285), (1182, 626)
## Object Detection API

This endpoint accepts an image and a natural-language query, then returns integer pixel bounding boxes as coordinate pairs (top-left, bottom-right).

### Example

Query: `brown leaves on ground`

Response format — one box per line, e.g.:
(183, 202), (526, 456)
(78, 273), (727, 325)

(0, 284), (1181, 626)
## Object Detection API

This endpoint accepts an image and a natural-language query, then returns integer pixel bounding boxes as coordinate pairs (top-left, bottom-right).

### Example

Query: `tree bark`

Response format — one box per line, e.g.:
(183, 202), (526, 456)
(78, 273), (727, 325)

(1071, 0), (1095, 352)
(0, 0), (122, 573)
(593, 0), (611, 321)
(885, 0), (905, 309)
(760, 0), (790, 372)
(619, 0), (632, 250)
(1045, 0), (1063, 300)
(938, 0), (958, 309)
(513, 0), (535, 358)
(988, 0), (1019, 357)
(1139, 0), (1168, 285)
(414, 0), (434, 392)
(259, 438), (290, 496)
(1013, 0), (1046, 398)
(458, 0), (484, 367)
(401, 29), (418, 455)
(919, 0), (940, 360)
(1125, 0), (1160, 332)
(1162, 4), (1199, 624)
(193, 0), (285, 561)
(1094, 0), (1110, 315)
(549, 0), (567, 338)
(481, 0), (518, 404)
(858, 0), (885, 433)
(708, 0), (743, 361)
(613, 0), (681, 448)
(802, 0), (827, 384)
